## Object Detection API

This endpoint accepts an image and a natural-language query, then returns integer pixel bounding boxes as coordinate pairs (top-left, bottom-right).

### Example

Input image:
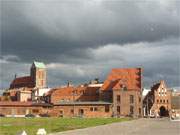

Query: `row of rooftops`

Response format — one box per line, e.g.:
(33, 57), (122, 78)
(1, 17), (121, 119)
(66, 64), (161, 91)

(9, 63), (142, 92)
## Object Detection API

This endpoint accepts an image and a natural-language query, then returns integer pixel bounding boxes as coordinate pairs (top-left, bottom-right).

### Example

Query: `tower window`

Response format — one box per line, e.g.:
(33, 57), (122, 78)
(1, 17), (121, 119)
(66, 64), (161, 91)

(130, 95), (134, 104)
(42, 72), (44, 78)
(38, 71), (41, 78)
(117, 95), (121, 103)
(41, 80), (44, 86)
(130, 105), (134, 115)
(117, 106), (120, 114)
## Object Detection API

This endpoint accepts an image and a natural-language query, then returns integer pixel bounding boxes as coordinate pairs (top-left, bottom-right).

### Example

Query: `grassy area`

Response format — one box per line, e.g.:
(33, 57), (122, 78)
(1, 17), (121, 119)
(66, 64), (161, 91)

(0, 117), (132, 135)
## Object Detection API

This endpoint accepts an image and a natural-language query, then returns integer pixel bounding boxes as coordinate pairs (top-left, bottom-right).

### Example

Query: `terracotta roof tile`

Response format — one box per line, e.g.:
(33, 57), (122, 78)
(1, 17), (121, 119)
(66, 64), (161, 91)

(0, 101), (32, 106)
(0, 101), (52, 107)
(101, 68), (142, 91)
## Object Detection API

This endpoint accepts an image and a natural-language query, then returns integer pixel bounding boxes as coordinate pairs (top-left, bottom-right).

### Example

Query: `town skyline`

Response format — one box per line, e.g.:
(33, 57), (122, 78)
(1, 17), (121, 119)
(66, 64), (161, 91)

(1, 0), (180, 90)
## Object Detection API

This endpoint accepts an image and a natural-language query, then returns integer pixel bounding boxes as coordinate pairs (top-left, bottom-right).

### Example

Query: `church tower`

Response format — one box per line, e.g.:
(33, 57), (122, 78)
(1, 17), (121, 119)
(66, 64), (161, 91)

(30, 61), (46, 88)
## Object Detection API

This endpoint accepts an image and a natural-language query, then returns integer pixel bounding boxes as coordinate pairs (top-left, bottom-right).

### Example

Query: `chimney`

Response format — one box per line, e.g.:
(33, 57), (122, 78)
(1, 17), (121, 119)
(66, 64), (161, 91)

(67, 81), (70, 87)
(14, 74), (17, 79)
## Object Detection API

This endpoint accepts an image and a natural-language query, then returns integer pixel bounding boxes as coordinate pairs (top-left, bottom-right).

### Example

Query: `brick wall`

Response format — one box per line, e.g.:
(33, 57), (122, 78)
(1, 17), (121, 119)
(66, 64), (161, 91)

(113, 90), (142, 117)
(49, 104), (112, 118)
(0, 106), (49, 116)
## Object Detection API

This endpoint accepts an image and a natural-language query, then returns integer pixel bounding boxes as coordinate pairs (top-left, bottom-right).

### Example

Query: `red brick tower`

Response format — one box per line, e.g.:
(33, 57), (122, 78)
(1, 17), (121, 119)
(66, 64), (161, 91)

(31, 61), (46, 88)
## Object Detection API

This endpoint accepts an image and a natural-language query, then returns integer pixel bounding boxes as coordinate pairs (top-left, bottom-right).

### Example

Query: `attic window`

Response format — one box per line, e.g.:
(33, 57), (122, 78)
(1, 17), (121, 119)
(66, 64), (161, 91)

(121, 84), (127, 91)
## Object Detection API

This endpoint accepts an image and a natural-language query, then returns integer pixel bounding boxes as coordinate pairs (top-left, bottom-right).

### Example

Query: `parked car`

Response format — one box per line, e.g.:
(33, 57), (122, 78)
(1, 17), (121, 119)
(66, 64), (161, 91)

(25, 114), (35, 117)
(149, 114), (155, 118)
(0, 114), (5, 117)
(39, 113), (50, 117)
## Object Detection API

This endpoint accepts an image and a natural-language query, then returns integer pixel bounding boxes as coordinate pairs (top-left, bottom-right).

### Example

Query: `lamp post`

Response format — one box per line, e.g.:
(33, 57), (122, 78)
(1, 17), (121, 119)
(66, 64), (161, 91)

(146, 97), (149, 117)
(72, 89), (76, 117)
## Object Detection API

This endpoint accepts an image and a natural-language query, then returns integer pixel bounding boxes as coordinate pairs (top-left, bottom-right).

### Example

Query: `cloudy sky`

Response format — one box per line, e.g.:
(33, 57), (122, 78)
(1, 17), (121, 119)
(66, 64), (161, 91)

(0, 0), (180, 90)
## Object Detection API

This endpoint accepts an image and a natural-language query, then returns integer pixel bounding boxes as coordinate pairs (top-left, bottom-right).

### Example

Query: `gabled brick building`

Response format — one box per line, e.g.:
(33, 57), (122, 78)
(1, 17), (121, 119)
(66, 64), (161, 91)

(100, 68), (142, 117)
(143, 80), (172, 117)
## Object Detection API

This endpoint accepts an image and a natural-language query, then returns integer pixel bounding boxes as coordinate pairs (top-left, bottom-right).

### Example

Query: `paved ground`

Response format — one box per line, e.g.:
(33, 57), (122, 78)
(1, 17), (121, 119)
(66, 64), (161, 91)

(49, 118), (180, 135)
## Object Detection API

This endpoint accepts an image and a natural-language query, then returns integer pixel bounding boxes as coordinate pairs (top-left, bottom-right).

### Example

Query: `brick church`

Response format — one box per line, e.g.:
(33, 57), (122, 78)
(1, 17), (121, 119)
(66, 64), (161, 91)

(10, 61), (46, 89)
(2, 61), (47, 102)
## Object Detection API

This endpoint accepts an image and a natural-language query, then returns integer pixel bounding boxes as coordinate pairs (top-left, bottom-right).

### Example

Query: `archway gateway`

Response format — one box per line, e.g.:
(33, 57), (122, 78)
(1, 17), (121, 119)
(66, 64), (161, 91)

(159, 106), (168, 117)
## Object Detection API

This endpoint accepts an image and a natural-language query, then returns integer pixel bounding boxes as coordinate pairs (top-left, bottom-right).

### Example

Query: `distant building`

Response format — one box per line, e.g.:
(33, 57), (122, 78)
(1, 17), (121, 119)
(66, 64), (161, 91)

(143, 80), (172, 117)
(0, 66), (143, 118)
(3, 61), (48, 102)
(170, 92), (180, 119)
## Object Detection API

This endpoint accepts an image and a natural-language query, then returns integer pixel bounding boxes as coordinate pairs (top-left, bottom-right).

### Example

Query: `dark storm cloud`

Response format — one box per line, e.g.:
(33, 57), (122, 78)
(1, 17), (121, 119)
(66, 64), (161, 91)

(1, 0), (180, 62)
(0, 0), (180, 89)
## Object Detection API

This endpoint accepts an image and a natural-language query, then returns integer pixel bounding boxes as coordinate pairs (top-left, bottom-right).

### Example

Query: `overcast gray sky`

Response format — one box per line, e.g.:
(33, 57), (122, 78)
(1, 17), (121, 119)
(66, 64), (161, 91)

(0, 0), (180, 90)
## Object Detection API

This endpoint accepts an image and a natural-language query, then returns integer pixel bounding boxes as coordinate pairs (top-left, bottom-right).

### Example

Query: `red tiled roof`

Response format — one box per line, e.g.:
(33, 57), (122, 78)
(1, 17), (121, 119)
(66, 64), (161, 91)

(101, 68), (142, 91)
(10, 76), (34, 88)
(0, 101), (52, 107)
(11, 76), (33, 85)
(151, 83), (160, 91)
(0, 101), (32, 106)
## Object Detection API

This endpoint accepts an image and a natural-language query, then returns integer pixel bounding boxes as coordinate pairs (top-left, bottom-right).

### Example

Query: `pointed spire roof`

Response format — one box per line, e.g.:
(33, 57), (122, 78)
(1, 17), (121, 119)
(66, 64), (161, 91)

(33, 61), (46, 68)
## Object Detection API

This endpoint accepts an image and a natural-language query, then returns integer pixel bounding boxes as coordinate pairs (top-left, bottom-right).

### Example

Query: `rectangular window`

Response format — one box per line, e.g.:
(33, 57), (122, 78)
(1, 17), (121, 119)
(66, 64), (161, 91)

(117, 95), (121, 103)
(139, 108), (141, 115)
(139, 97), (141, 102)
(157, 99), (159, 103)
(130, 95), (134, 104)
(41, 80), (43, 86)
(105, 105), (109, 112)
(94, 107), (98, 111)
(59, 110), (64, 117)
(32, 109), (39, 113)
(117, 106), (120, 114)
(130, 105), (134, 115)
(167, 100), (168, 103)
(70, 109), (74, 114)
(90, 107), (93, 111)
